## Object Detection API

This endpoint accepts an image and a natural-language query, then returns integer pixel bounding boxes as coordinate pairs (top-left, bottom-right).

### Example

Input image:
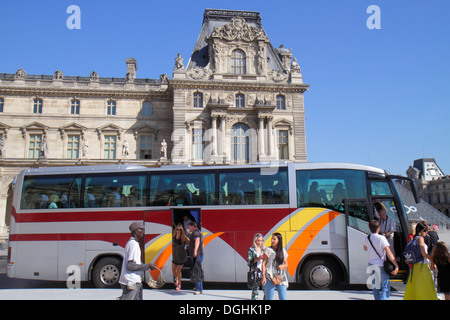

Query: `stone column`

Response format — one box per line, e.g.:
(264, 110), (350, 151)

(211, 115), (217, 156)
(267, 116), (273, 157)
(258, 116), (265, 158)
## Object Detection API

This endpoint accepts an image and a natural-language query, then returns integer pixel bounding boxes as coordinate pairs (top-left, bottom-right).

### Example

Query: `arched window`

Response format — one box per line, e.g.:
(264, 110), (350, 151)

(231, 49), (246, 75)
(231, 123), (249, 163)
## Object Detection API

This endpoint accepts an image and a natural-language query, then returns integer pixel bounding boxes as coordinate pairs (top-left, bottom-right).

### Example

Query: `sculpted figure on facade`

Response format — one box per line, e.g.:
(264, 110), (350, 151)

(174, 53), (184, 70)
(90, 71), (99, 81)
(15, 68), (26, 79)
(53, 70), (63, 80)
(0, 138), (5, 158)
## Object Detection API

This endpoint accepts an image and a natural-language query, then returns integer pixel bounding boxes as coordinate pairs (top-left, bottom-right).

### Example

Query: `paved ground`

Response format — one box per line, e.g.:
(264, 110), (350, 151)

(0, 231), (448, 300)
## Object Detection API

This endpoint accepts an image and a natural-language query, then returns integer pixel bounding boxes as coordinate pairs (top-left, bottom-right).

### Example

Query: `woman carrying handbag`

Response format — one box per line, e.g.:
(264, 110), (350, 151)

(247, 233), (265, 300)
(261, 233), (289, 300)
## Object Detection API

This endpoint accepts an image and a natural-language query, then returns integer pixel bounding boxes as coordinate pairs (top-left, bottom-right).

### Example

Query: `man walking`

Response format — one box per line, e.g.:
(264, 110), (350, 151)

(188, 221), (204, 295)
(119, 222), (156, 300)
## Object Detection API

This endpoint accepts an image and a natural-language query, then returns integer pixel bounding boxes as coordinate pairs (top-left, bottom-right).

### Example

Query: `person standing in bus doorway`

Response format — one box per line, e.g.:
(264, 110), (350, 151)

(188, 221), (204, 295)
(247, 233), (265, 300)
(118, 222), (157, 300)
(261, 233), (289, 300)
(172, 223), (189, 291)
(363, 220), (399, 300)
(374, 201), (396, 256)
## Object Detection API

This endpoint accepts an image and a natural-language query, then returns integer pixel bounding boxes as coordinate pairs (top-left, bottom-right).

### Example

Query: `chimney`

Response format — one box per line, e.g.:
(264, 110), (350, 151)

(125, 58), (137, 80)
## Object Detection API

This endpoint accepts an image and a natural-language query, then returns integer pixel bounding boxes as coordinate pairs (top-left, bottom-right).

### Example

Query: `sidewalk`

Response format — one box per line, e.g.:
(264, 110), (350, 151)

(0, 284), (405, 300)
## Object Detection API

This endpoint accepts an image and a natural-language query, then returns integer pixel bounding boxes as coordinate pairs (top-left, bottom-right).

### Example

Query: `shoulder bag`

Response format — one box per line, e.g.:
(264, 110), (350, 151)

(367, 235), (396, 274)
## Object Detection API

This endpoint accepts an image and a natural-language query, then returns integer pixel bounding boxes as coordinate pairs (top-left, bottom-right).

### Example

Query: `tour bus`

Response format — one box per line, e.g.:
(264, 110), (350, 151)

(7, 162), (419, 289)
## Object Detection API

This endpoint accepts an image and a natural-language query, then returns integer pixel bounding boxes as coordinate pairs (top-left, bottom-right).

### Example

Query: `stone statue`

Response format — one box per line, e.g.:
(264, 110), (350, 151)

(40, 136), (48, 158)
(174, 53), (184, 70)
(160, 139), (167, 159)
(0, 137), (5, 158)
(290, 58), (301, 74)
(122, 140), (129, 157)
(82, 139), (89, 158)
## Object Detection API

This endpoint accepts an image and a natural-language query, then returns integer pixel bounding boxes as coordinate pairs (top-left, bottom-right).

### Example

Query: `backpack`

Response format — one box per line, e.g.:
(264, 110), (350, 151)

(403, 236), (424, 264)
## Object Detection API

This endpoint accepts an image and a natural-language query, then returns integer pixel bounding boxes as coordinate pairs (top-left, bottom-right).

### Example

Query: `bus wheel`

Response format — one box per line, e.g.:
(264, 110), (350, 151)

(301, 257), (340, 290)
(92, 257), (122, 288)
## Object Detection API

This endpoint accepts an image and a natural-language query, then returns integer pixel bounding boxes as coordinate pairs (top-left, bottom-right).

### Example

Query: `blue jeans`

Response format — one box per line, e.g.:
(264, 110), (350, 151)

(195, 255), (204, 293)
(369, 265), (390, 300)
(264, 279), (287, 300)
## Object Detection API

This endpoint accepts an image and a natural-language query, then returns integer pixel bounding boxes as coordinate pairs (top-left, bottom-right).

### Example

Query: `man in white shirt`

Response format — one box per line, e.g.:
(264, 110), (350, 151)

(119, 222), (156, 300)
(363, 220), (399, 300)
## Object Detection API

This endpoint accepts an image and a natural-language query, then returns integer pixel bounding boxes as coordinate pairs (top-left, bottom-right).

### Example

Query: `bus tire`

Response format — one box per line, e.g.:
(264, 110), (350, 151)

(92, 257), (122, 288)
(301, 256), (341, 290)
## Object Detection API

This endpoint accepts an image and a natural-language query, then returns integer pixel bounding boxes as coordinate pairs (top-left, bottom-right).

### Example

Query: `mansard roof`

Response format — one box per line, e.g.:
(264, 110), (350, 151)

(187, 9), (286, 73)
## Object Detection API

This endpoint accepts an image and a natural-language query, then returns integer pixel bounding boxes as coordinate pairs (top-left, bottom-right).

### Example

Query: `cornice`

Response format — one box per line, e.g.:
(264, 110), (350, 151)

(0, 85), (171, 99)
(168, 79), (309, 93)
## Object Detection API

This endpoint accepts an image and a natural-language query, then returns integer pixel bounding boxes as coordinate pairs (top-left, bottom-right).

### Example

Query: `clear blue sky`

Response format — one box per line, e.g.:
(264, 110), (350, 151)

(1, 0), (449, 175)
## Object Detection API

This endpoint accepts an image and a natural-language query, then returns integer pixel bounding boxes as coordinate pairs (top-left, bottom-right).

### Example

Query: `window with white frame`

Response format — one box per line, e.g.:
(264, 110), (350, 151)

(67, 135), (80, 159)
(28, 134), (42, 158)
(104, 135), (117, 159)
(231, 49), (246, 75)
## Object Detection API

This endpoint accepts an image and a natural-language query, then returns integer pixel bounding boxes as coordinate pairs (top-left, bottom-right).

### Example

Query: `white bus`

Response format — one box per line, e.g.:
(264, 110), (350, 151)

(7, 162), (419, 289)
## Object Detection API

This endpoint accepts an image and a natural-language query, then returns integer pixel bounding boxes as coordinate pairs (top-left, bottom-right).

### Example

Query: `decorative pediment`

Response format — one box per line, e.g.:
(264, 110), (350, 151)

(59, 123), (87, 140)
(20, 121), (49, 139)
(96, 123), (124, 140)
(209, 17), (267, 42)
(131, 124), (159, 140)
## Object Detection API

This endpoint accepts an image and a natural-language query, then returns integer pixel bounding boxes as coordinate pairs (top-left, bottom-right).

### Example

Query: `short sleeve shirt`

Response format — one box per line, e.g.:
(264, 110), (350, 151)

(364, 233), (390, 266)
(119, 237), (143, 286)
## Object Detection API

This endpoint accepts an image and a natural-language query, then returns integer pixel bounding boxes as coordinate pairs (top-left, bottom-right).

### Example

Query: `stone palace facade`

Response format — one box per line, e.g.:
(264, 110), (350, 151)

(0, 9), (309, 239)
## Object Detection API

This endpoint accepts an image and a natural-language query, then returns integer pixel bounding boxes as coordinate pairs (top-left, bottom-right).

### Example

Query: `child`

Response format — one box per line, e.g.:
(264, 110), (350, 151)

(431, 241), (450, 300)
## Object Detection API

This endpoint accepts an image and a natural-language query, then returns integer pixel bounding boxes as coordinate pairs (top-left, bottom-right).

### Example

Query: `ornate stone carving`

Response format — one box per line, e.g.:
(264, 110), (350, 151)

(15, 68), (26, 79)
(269, 70), (289, 83)
(210, 17), (267, 42)
(186, 67), (210, 80)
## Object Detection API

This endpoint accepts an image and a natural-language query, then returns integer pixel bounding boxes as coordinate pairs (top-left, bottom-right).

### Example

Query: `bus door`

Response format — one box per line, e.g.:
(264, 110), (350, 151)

(172, 208), (201, 279)
(370, 197), (408, 277)
(344, 198), (371, 285)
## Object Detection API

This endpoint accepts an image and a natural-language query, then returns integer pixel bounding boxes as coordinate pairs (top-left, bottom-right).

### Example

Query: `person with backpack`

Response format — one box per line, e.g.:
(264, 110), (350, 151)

(403, 221), (438, 300)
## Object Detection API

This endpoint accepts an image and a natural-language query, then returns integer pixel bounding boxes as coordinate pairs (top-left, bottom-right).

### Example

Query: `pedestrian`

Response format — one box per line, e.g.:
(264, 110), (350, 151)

(403, 221), (438, 300)
(172, 223), (189, 291)
(247, 233), (265, 300)
(261, 232), (288, 300)
(363, 220), (399, 300)
(118, 222), (157, 300)
(431, 241), (450, 300)
(188, 221), (204, 295)
(374, 201), (396, 256)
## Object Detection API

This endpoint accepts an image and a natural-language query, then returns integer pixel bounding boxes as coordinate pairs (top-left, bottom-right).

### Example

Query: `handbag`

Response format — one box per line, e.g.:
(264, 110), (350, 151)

(190, 257), (204, 283)
(271, 274), (283, 286)
(367, 235), (396, 274)
(247, 266), (262, 289)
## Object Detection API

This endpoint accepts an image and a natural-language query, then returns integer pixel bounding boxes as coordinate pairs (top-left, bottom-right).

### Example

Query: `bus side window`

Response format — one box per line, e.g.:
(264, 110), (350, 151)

(21, 175), (80, 209)
(296, 169), (367, 212)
